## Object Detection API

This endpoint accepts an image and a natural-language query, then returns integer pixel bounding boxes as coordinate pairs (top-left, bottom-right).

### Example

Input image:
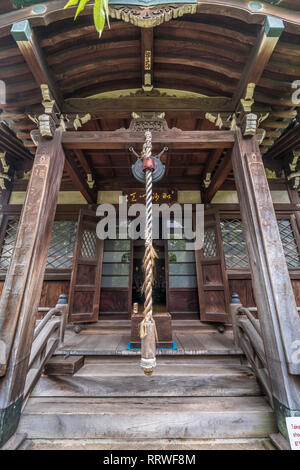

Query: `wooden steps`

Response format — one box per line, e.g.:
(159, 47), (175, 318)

(18, 396), (276, 440)
(32, 361), (262, 398)
(16, 326), (276, 447)
(25, 437), (271, 450)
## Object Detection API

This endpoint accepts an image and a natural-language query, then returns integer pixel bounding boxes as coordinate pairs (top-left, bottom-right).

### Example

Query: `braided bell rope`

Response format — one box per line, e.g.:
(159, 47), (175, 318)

(140, 131), (158, 341)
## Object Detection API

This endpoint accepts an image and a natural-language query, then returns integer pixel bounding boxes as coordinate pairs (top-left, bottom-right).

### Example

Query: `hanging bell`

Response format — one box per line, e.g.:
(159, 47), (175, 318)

(132, 156), (165, 183)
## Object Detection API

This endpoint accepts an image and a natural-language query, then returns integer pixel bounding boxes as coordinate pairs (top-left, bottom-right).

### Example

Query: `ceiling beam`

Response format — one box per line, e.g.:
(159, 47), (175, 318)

(63, 96), (268, 118)
(62, 129), (235, 150)
(141, 28), (153, 91)
(11, 19), (63, 111)
(202, 150), (232, 203)
(232, 15), (285, 110)
(64, 152), (97, 204)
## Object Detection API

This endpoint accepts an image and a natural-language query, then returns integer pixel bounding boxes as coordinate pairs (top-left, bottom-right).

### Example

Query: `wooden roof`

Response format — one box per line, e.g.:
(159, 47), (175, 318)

(0, 1), (300, 198)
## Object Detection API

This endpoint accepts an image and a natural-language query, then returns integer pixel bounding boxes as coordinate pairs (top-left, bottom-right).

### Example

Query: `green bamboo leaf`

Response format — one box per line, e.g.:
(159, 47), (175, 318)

(65, 0), (109, 36)
(103, 0), (110, 28)
(94, 0), (105, 36)
(75, 0), (90, 19)
(64, 0), (79, 9)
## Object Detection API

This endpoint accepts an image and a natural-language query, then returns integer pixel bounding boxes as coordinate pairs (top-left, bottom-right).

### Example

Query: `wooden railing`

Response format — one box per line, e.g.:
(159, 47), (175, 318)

(22, 294), (68, 408)
(230, 294), (274, 408)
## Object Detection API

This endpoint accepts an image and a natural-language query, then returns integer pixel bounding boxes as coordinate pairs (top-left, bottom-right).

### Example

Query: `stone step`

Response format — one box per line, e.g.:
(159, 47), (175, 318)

(18, 396), (276, 439)
(32, 363), (261, 398)
(26, 437), (271, 450)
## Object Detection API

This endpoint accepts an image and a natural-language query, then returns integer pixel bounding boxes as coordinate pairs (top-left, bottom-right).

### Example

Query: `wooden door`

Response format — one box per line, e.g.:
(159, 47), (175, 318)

(195, 208), (230, 322)
(69, 209), (103, 323)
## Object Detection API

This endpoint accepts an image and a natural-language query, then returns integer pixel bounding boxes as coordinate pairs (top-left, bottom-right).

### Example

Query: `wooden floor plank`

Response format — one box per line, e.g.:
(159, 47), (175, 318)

(18, 396), (276, 440)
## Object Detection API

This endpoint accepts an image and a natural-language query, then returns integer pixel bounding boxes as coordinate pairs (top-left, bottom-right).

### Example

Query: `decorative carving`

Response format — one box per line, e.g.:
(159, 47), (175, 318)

(240, 83), (255, 113)
(121, 88), (176, 98)
(29, 85), (92, 143)
(0, 152), (12, 190)
(144, 50), (152, 71)
(241, 113), (258, 137)
(87, 174), (95, 189)
(22, 170), (32, 180)
(203, 173), (211, 189)
(39, 114), (56, 138)
(109, 4), (198, 28)
(287, 151), (300, 189)
(205, 84), (269, 141)
(129, 111), (168, 132)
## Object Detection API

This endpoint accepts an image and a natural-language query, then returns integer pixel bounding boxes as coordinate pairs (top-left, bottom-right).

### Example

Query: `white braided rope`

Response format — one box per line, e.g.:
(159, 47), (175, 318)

(142, 131), (154, 325)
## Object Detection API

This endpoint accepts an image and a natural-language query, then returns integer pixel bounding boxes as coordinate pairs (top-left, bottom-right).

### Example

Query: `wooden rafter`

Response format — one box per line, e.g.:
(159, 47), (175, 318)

(64, 152), (97, 204)
(232, 16), (285, 110)
(11, 19), (63, 111)
(202, 150), (232, 203)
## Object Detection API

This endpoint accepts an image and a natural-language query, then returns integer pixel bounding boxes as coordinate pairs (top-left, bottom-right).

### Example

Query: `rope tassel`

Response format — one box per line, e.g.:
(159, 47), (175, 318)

(140, 130), (157, 376)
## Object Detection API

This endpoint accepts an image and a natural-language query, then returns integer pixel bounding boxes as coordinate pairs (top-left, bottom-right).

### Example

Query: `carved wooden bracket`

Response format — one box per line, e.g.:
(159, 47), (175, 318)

(0, 152), (12, 190)
(109, 3), (197, 28)
(87, 173), (95, 189)
(29, 84), (92, 143)
(205, 84), (269, 140)
(129, 111), (169, 132)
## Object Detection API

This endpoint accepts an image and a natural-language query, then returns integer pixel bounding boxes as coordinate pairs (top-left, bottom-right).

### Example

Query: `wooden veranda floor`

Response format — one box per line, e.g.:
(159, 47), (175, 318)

(55, 320), (242, 357)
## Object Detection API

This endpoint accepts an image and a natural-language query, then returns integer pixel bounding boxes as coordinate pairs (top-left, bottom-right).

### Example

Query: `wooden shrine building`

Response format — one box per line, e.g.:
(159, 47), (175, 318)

(0, 0), (300, 450)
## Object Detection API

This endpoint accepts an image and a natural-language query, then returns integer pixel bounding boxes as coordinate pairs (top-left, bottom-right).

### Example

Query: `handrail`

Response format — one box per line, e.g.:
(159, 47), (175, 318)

(22, 294), (68, 408)
(230, 295), (274, 408)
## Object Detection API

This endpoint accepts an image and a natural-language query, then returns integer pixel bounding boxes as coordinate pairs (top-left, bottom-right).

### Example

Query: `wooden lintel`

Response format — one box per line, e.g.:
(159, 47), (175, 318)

(202, 150), (232, 203)
(62, 129), (235, 150)
(11, 19), (63, 111)
(62, 96), (269, 118)
(232, 16), (285, 110)
(64, 152), (96, 204)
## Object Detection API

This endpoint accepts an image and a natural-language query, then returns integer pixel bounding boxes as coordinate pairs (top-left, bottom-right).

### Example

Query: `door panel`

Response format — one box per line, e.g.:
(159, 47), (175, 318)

(68, 209), (103, 323)
(195, 209), (230, 322)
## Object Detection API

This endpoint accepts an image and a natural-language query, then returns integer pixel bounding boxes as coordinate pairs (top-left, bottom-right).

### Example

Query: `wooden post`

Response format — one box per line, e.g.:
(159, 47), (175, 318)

(0, 130), (65, 447)
(229, 293), (242, 348)
(231, 128), (300, 438)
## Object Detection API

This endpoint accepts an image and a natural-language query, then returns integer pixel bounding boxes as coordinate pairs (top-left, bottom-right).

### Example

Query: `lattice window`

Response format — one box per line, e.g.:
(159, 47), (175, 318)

(220, 219), (249, 269)
(220, 218), (300, 269)
(46, 221), (77, 269)
(0, 219), (77, 271)
(277, 219), (300, 268)
(80, 229), (97, 260)
(0, 219), (19, 270)
(203, 227), (217, 258)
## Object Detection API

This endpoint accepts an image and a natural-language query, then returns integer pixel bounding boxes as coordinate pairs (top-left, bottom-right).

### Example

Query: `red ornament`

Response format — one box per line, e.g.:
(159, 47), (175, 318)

(142, 157), (155, 172)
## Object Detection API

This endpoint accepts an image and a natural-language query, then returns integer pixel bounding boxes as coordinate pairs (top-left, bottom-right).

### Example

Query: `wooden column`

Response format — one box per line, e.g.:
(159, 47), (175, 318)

(231, 128), (300, 438)
(0, 130), (65, 447)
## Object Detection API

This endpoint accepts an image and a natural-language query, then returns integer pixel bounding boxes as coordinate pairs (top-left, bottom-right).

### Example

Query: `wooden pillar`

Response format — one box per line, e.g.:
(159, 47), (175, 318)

(231, 128), (300, 438)
(0, 130), (65, 447)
